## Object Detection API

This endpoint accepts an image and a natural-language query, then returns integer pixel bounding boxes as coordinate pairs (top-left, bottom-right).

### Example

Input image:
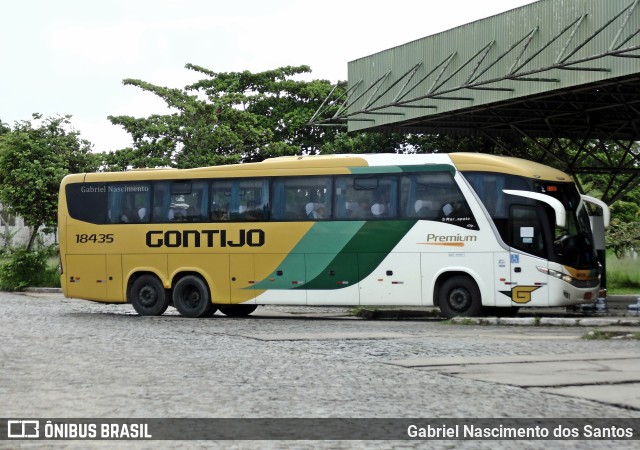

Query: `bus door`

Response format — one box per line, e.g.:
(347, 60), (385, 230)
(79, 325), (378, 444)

(508, 204), (549, 307)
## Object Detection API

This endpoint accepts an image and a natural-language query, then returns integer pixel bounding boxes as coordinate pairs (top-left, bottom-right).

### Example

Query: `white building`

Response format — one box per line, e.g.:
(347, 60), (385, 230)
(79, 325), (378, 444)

(0, 205), (57, 250)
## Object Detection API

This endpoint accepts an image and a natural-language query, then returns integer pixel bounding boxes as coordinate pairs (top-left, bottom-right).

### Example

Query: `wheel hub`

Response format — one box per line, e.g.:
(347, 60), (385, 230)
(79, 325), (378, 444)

(185, 289), (201, 308)
(448, 287), (471, 311)
(139, 286), (157, 306)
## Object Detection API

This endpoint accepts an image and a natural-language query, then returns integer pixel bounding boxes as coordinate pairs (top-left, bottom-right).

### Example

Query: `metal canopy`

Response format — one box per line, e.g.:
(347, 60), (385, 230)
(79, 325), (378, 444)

(312, 0), (640, 136)
(382, 74), (640, 141)
(309, 0), (640, 187)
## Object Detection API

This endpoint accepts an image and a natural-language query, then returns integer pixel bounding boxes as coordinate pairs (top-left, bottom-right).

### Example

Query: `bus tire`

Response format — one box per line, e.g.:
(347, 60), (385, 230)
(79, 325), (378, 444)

(438, 275), (482, 318)
(129, 274), (169, 316)
(200, 306), (218, 317)
(219, 304), (258, 317)
(172, 275), (214, 318)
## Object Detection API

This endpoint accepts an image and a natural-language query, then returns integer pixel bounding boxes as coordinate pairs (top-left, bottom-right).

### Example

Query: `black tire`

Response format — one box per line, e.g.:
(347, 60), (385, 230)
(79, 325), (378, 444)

(438, 275), (482, 318)
(172, 275), (213, 318)
(483, 306), (520, 317)
(218, 304), (258, 317)
(129, 274), (169, 316)
(200, 305), (218, 317)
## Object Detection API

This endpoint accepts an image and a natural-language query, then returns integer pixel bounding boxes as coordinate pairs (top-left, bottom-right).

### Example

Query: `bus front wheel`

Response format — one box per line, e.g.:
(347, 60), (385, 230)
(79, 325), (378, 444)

(438, 275), (482, 318)
(129, 274), (169, 316)
(172, 275), (215, 318)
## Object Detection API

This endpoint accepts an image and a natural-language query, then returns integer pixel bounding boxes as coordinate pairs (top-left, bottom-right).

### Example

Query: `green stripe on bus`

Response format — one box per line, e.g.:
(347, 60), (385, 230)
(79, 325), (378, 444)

(301, 220), (417, 290)
(349, 164), (454, 174)
(250, 220), (416, 291)
(250, 221), (365, 290)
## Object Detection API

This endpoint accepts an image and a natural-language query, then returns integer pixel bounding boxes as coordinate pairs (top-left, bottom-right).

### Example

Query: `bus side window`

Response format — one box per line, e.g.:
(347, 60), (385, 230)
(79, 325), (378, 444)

(271, 176), (330, 221)
(185, 181), (208, 222)
(152, 182), (171, 222)
(108, 183), (151, 224)
(237, 179), (269, 221)
(401, 173), (443, 218)
(335, 175), (396, 220)
(65, 183), (108, 224)
(509, 205), (546, 257)
(212, 178), (269, 222)
(166, 180), (209, 223)
(211, 180), (232, 221)
(401, 172), (476, 228)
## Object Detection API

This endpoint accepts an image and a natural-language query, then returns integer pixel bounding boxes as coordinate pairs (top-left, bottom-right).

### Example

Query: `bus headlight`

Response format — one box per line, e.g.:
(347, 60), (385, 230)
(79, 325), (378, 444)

(537, 266), (573, 284)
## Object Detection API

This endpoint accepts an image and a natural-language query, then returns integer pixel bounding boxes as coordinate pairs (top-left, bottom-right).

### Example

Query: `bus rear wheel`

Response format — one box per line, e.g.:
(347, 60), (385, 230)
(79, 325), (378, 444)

(438, 275), (482, 318)
(129, 274), (169, 316)
(172, 275), (215, 318)
(219, 304), (258, 317)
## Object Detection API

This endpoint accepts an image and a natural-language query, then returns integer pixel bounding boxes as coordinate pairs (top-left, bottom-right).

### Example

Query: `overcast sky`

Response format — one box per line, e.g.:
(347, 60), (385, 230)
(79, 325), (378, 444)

(0, 0), (537, 153)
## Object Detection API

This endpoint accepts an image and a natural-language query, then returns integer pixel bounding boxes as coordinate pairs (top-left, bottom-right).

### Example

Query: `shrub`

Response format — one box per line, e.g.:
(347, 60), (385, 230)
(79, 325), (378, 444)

(0, 248), (48, 291)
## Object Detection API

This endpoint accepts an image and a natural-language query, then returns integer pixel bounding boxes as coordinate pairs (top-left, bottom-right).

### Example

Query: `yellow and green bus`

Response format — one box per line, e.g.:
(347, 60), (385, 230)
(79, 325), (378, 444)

(58, 153), (608, 318)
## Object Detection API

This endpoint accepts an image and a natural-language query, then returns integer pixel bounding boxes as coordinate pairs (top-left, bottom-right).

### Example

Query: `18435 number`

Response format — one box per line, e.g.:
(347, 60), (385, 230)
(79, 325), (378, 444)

(75, 234), (114, 244)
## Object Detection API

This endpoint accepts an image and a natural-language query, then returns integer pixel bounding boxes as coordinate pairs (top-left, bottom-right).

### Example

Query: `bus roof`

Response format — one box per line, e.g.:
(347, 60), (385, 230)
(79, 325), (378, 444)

(64, 153), (572, 184)
(449, 153), (573, 182)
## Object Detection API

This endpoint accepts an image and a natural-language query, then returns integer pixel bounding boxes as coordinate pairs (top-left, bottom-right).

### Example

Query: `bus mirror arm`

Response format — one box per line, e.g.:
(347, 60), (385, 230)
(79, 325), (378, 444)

(580, 194), (610, 229)
(503, 189), (567, 229)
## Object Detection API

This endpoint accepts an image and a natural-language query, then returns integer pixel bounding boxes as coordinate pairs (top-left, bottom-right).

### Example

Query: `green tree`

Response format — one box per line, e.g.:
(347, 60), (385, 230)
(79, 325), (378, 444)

(0, 120), (9, 135)
(0, 114), (98, 250)
(105, 65), (344, 169)
(605, 220), (640, 258)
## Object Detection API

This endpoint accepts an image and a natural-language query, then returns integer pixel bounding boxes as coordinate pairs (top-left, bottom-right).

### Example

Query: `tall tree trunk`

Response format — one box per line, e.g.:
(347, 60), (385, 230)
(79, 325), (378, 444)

(26, 225), (39, 252)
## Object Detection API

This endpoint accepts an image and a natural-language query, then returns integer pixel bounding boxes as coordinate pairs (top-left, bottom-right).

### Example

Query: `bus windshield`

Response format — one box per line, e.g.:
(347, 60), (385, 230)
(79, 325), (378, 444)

(463, 172), (598, 269)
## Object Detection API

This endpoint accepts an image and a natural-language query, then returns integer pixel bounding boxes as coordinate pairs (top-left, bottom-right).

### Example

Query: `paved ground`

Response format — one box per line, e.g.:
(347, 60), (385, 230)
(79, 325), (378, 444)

(0, 291), (639, 449)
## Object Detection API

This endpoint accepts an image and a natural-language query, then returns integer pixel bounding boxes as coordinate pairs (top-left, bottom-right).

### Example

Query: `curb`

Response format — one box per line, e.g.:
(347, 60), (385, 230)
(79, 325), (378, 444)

(450, 316), (640, 327)
(23, 287), (62, 294)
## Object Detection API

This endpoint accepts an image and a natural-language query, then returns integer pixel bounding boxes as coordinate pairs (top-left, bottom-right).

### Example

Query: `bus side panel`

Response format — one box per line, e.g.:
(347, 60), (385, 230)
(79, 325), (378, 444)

(253, 253), (306, 305)
(122, 254), (168, 293)
(493, 251), (513, 308)
(359, 253), (422, 305)
(65, 254), (108, 301)
(509, 252), (549, 307)
(230, 254), (256, 304)
(168, 254), (230, 305)
(306, 253), (360, 305)
(106, 254), (125, 302)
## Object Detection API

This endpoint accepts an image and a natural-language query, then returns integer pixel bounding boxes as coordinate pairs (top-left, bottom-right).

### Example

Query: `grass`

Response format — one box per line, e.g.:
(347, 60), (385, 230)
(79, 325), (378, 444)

(582, 329), (640, 340)
(606, 252), (640, 295)
(42, 258), (61, 288)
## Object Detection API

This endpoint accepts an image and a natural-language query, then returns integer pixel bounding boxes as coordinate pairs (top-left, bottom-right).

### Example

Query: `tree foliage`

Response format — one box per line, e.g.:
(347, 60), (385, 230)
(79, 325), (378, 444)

(605, 219), (640, 258)
(0, 120), (10, 136)
(0, 114), (98, 250)
(0, 248), (48, 291)
(105, 65), (344, 169)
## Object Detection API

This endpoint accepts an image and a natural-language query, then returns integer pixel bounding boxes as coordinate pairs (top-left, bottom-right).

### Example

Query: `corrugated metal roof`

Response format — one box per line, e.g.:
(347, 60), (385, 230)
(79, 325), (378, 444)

(311, 0), (640, 140)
